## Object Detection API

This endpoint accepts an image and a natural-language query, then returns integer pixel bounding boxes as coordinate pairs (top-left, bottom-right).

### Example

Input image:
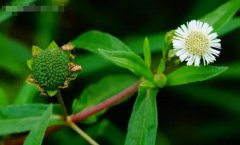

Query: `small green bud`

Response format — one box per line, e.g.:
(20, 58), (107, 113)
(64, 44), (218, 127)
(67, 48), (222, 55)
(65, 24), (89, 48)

(164, 30), (175, 45)
(163, 30), (175, 59)
(32, 48), (70, 91)
(153, 73), (167, 88)
(140, 80), (155, 88)
(28, 41), (82, 96)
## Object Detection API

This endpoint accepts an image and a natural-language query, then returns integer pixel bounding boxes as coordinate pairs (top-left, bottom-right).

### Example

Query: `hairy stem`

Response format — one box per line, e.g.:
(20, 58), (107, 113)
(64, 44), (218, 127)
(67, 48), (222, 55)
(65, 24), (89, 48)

(56, 90), (68, 121)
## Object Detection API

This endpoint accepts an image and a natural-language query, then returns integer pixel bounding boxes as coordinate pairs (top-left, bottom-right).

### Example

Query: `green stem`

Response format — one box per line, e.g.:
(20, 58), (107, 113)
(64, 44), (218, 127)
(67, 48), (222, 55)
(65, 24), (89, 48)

(56, 90), (68, 121)
(68, 121), (99, 145)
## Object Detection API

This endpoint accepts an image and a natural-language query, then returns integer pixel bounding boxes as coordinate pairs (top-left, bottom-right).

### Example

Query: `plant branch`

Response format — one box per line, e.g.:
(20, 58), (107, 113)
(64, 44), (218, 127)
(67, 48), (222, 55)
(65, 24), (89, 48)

(70, 81), (140, 122)
(56, 90), (68, 121)
(3, 81), (140, 145)
(67, 120), (99, 145)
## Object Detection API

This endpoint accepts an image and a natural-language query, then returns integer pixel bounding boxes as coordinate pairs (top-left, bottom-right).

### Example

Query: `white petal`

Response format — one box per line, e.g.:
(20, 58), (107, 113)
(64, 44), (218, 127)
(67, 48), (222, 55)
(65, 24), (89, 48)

(197, 21), (204, 30)
(173, 40), (185, 49)
(206, 26), (213, 35)
(202, 23), (211, 34)
(175, 28), (187, 37)
(202, 55), (207, 65)
(211, 43), (221, 49)
(189, 20), (197, 30)
(180, 24), (189, 34)
(211, 39), (221, 43)
(209, 48), (220, 56)
(174, 20), (221, 66)
(187, 54), (194, 65)
(179, 51), (189, 61)
(203, 54), (211, 64)
(194, 55), (201, 66)
(205, 53), (216, 63)
(209, 33), (218, 40)
(173, 36), (184, 41)
(175, 48), (186, 56)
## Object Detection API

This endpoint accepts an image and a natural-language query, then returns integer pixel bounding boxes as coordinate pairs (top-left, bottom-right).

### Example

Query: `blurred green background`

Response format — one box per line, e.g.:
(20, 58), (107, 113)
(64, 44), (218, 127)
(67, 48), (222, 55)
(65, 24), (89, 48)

(0, 0), (240, 145)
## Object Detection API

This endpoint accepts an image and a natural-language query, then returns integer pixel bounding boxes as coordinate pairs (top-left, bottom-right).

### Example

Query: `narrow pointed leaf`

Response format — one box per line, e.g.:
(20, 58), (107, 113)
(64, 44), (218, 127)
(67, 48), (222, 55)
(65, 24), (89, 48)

(48, 41), (59, 50)
(47, 90), (58, 97)
(0, 104), (63, 135)
(0, 33), (30, 76)
(27, 59), (33, 70)
(218, 17), (240, 36)
(124, 33), (165, 54)
(157, 58), (165, 74)
(125, 87), (158, 145)
(32, 45), (42, 57)
(72, 30), (152, 79)
(167, 66), (228, 86)
(143, 37), (151, 68)
(24, 105), (53, 145)
(72, 30), (130, 53)
(200, 0), (240, 31)
(98, 49), (153, 80)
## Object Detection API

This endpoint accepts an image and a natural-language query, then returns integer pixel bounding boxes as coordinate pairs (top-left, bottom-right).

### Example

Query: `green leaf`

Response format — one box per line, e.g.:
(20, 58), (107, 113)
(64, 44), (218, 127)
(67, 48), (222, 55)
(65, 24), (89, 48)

(72, 30), (130, 53)
(140, 80), (156, 88)
(0, 87), (8, 106)
(0, 33), (30, 76)
(72, 30), (152, 79)
(143, 37), (151, 68)
(24, 105), (52, 145)
(0, 104), (63, 135)
(153, 74), (167, 88)
(14, 82), (38, 104)
(48, 41), (59, 50)
(218, 17), (240, 36)
(98, 49), (153, 80)
(124, 33), (165, 54)
(200, 0), (240, 31)
(47, 90), (58, 97)
(167, 66), (228, 86)
(162, 30), (174, 59)
(74, 53), (114, 77)
(157, 58), (165, 74)
(27, 59), (33, 70)
(125, 87), (158, 145)
(32, 45), (42, 57)
(72, 74), (137, 123)
(0, 0), (37, 23)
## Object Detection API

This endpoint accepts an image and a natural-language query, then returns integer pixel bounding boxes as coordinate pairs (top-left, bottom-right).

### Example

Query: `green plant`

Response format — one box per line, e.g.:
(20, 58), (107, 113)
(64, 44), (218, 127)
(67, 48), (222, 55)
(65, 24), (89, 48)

(0, 0), (240, 145)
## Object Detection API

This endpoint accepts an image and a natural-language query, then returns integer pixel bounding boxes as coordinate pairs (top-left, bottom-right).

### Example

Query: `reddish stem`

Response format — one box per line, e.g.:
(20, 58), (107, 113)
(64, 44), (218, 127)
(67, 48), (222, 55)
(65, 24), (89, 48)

(3, 81), (140, 145)
(70, 81), (140, 122)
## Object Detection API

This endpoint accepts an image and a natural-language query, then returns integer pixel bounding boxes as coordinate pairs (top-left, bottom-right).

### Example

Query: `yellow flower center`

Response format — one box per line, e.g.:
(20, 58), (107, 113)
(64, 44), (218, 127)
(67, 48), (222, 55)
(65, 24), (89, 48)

(185, 31), (210, 55)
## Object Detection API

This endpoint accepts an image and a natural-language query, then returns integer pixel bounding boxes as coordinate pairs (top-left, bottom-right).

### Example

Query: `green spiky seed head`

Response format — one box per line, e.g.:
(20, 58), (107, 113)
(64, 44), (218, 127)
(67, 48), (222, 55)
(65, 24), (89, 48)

(32, 48), (70, 91)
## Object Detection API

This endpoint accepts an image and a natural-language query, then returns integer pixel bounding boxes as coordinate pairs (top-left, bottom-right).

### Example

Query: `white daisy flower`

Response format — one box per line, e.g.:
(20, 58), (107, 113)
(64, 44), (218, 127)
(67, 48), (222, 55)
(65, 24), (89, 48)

(172, 20), (221, 66)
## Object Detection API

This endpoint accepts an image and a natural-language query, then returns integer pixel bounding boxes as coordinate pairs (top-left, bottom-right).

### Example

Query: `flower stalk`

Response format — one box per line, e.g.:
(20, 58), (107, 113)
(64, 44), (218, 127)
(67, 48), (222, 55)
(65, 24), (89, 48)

(56, 90), (68, 121)
(67, 120), (99, 145)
